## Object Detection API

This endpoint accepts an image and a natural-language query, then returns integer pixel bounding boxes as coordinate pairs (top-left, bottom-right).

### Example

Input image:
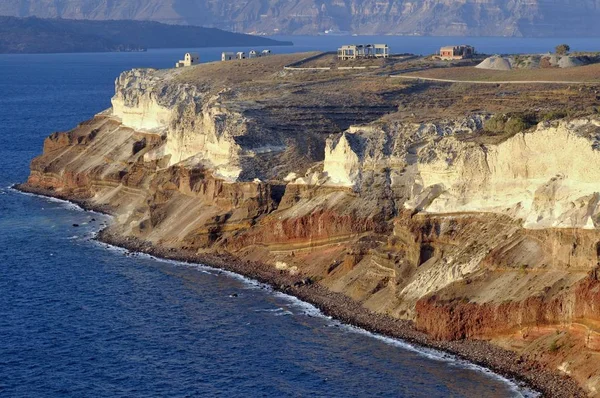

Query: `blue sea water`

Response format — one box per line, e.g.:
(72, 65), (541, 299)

(1, 36), (587, 397)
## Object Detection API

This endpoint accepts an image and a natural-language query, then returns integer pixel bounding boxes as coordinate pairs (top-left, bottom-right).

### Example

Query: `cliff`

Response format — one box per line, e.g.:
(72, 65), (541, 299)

(3, 0), (600, 37)
(21, 55), (600, 396)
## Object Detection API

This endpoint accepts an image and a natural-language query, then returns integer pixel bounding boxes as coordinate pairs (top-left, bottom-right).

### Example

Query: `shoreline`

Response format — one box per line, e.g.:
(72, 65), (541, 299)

(13, 183), (586, 398)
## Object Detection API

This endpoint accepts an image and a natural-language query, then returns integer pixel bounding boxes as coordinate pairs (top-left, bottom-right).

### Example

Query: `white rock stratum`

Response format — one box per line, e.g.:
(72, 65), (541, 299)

(106, 68), (600, 230)
(323, 117), (600, 229)
(110, 69), (244, 180)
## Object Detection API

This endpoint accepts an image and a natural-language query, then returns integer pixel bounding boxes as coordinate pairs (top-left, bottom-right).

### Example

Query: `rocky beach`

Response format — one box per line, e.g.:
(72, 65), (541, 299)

(12, 183), (586, 397)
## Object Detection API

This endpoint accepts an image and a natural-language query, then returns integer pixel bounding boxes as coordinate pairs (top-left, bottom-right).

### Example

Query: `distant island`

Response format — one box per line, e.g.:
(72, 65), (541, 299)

(0, 16), (292, 54)
(3, 0), (600, 36)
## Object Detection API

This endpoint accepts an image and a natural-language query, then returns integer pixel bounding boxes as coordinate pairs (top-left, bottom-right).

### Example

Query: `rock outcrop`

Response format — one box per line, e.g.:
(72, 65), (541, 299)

(476, 55), (598, 71)
(21, 55), (600, 395)
(321, 116), (600, 230)
(111, 68), (246, 179)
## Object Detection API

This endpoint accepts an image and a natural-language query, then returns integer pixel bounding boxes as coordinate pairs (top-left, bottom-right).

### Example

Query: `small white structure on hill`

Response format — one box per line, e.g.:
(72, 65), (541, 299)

(221, 52), (235, 61)
(175, 52), (199, 68)
(221, 49), (273, 61)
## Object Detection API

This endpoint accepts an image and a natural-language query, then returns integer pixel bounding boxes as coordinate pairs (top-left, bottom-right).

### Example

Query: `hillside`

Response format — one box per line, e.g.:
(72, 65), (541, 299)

(2, 0), (600, 36)
(0, 16), (291, 54)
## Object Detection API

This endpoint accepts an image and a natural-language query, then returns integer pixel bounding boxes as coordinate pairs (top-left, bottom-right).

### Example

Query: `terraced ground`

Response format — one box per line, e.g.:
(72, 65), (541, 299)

(176, 52), (600, 125)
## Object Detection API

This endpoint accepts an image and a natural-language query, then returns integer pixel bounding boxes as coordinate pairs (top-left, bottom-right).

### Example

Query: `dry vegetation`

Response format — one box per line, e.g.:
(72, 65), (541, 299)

(390, 83), (600, 122)
(296, 52), (397, 69)
(174, 52), (318, 86)
(401, 63), (600, 83)
(171, 52), (600, 127)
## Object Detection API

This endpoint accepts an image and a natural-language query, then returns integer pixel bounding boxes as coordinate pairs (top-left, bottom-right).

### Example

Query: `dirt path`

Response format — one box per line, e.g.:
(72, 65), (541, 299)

(390, 74), (592, 85)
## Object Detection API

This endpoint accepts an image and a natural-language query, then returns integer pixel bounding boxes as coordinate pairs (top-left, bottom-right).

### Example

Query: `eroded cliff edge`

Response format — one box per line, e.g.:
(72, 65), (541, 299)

(20, 54), (600, 396)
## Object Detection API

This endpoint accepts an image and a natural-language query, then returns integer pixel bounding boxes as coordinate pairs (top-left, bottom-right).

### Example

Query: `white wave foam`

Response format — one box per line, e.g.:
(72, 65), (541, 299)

(9, 185), (110, 216)
(247, 288), (537, 397)
(94, 240), (134, 257)
(95, 239), (538, 396)
(335, 323), (538, 397)
(272, 291), (328, 318)
(254, 307), (294, 316)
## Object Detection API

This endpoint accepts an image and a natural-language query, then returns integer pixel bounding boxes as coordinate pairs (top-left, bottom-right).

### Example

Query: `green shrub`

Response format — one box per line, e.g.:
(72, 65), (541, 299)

(505, 117), (529, 134)
(541, 110), (568, 121)
(485, 113), (535, 134)
(484, 114), (507, 133)
(555, 44), (571, 56)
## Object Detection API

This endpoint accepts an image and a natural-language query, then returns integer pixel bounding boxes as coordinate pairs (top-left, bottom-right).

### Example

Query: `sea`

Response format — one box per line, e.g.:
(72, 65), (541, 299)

(3, 35), (594, 397)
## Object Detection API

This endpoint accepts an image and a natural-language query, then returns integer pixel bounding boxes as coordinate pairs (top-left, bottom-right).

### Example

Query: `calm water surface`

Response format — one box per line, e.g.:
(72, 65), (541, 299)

(0, 37), (573, 397)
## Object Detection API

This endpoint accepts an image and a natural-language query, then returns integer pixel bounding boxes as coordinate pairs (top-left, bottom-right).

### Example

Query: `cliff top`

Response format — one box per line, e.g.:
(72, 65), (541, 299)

(127, 53), (600, 128)
(110, 53), (600, 186)
(174, 53), (318, 86)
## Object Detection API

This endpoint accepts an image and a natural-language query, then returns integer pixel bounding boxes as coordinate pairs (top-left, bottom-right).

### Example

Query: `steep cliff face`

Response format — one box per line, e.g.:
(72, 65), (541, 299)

(107, 55), (399, 182)
(111, 68), (245, 179)
(418, 120), (600, 229)
(3, 0), (600, 36)
(21, 56), (600, 394)
(325, 117), (600, 229)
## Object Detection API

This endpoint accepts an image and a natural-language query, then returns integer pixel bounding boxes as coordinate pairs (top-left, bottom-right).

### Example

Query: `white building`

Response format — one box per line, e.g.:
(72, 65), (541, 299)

(221, 49), (273, 62)
(221, 52), (235, 61)
(337, 44), (389, 60)
(372, 44), (389, 58)
(175, 52), (200, 68)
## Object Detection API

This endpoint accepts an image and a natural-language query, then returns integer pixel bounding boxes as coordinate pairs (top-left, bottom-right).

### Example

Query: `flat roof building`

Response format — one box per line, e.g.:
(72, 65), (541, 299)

(338, 44), (389, 60)
(175, 52), (199, 68)
(221, 52), (235, 61)
(440, 45), (475, 60)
